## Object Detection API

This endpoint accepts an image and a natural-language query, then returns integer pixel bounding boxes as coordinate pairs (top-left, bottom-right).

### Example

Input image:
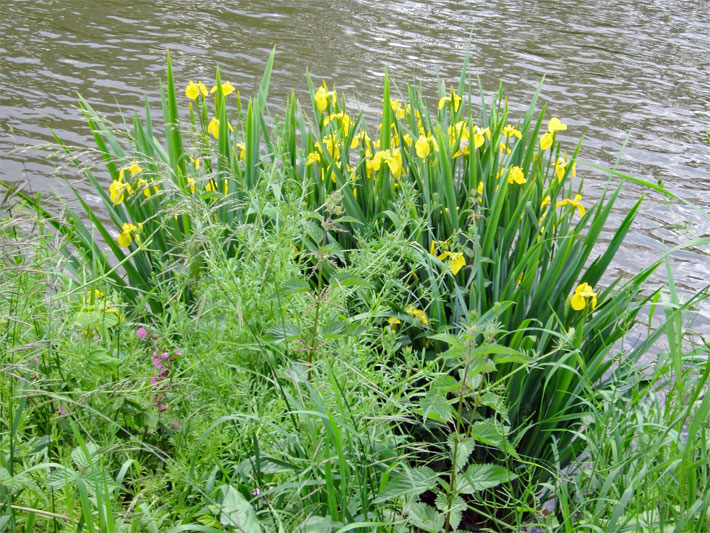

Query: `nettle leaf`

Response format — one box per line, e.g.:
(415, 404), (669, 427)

(305, 221), (324, 243)
(266, 323), (302, 341)
(333, 215), (363, 225)
(457, 463), (514, 494)
(464, 356), (497, 379)
(429, 333), (466, 350)
(447, 434), (475, 473)
(492, 351), (532, 365)
(299, 515), (342, 532)
(434, 492), (465, 530)
(321, 318), (349, 337)
(432, 375), (460, 394)
(374, 466), (438, 503)
(405, 502), (445, 533)
(418, 389), (454, 424)
(472, 343), (526, 359)
(277, 278), (311, 296)
(479, 391), (509, 419)
(46, 467), (76, 489)
(84, 470), (118, 495)
(219, 485), (262, 533)
(469, 420), (518, 458)
(70, 442), (99, 470)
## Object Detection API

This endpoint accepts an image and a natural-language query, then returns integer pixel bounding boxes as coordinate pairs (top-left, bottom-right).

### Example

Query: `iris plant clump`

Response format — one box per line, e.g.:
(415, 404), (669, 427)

(4, 51), (661, 527)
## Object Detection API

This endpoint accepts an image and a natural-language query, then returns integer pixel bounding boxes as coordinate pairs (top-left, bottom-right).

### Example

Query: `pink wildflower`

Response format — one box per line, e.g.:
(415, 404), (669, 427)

(136, 327), (147, 339)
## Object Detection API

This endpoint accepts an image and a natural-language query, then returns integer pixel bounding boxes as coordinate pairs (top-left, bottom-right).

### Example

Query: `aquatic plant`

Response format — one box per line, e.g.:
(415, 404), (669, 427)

(4, 50), (696, 530)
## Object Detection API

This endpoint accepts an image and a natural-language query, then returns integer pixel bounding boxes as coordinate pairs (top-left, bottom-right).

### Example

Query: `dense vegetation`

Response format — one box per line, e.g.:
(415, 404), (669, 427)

(1, 52), (709, 532)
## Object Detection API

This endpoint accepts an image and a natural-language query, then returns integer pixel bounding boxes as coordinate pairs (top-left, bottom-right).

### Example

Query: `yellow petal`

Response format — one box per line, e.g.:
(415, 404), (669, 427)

(117, 232), (132, 247)
(415, 135), (430, 159)
(540, 132), (553, 151)
(448, 253), (465, 275)
(207, 117), (220, 139)
(570, 293), (586, 311)
(548, 117), (568, 133)
(185, 81), (199, 100)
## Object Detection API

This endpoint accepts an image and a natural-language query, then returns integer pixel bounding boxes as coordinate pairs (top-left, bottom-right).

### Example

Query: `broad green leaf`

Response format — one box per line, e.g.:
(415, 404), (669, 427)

(432, 375), (460, 393)
(70, 442), (99, 470)
(418, 389), (453, 424)
(299, 515), (342, 532)
(374, 466), (438, 503)
(447, 434), (475, 473)
(266, 323), (302, 341)
(405, 502), (445, 533)
(434, 492), (465, 530)
(219, 485), (262, 533)
(321, 318), (349, 337)
(458, 463), (514, 494)
(469, 420), (518, 458)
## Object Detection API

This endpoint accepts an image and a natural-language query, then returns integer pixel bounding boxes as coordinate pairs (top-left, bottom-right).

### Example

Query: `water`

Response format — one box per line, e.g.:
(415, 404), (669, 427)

(2, 0), (710, 323)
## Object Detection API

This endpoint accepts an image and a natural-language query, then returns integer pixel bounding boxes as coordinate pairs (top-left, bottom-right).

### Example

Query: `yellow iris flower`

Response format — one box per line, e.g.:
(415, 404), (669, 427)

(387, 317), (401, 330)
(507, 166), (526, 185)
(502, 124), (522, 139)
(306, 151), (321, 166)
(210, 81), (236, 96)
(548, 117), (568, 134)
(540, 117), (567, 151)
(118, 160), (143, 181)
(438, 86), (462, 112)
(438, 251), (465, 275)
(185, 81), (208, 100)
(207, 117), (233, 139)
(388, 98), (406, 120)
(314, 82), (337, 111)
(117, 222), (141, 248)
(235, 142), (246, 161)
(109, 179), (132, 205)
(556, 194), (586, 217)
(554, 152), (576, 181)
(415, 134), (438, 159)
(570, 282), (597, 311)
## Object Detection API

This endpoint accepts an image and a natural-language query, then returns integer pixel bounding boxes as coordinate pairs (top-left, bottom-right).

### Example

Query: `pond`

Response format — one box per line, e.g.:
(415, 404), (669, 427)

(2, 0), (710, 322)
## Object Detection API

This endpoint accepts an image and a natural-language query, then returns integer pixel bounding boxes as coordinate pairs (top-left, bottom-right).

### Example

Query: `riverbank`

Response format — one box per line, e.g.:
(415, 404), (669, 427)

(1, 57), (709, 531)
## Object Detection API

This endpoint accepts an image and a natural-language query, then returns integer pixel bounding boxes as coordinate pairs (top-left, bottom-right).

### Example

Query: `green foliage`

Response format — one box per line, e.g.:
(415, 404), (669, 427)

(1, 51), (709, 532)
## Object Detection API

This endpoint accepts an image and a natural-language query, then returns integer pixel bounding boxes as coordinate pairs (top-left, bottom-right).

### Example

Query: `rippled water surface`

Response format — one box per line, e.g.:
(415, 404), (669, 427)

(2, 0), (710, 320)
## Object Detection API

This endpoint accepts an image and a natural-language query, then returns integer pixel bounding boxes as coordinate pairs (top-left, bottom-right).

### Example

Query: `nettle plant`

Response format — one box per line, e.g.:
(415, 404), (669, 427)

(286, 65), (652, 489)
(374, 308), (526, 531)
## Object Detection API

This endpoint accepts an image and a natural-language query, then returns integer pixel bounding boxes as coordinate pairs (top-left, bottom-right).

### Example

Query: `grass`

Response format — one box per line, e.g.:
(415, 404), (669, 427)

(1, 52), (709, 532)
